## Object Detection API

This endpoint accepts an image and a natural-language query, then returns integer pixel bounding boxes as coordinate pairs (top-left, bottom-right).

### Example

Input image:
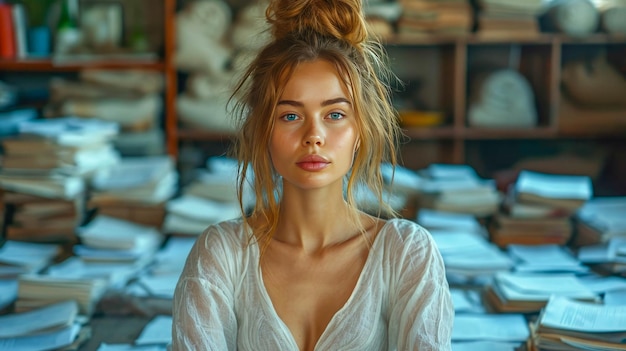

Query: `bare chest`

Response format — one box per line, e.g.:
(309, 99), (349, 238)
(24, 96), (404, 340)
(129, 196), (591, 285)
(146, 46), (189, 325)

(261, 248), (369, 350)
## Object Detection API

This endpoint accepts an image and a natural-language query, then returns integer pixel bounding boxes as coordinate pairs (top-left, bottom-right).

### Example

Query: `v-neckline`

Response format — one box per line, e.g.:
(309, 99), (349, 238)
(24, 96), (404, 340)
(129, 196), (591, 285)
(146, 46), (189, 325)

(253, 219), (392, 350)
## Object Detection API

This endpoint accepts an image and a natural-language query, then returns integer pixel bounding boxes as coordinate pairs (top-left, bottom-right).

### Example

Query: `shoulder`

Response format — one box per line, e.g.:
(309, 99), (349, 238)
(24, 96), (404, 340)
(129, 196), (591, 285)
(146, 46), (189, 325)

(379, 218), (434, 247)
(377, 218), (442, 265)
(196, 218), (248, 250)
(185, 218), (250, 268)
(178, 218), (251, 285)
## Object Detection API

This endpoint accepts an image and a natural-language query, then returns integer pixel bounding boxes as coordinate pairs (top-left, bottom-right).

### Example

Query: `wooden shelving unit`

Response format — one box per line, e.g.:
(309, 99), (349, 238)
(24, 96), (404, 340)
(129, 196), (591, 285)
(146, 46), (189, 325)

(382, 32), (626, 176)
(1, 0), (624, 189)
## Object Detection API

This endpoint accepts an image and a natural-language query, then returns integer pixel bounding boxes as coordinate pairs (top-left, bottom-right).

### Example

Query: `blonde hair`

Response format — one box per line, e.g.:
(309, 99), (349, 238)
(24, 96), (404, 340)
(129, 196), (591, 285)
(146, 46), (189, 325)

(230, 0), (402, 246)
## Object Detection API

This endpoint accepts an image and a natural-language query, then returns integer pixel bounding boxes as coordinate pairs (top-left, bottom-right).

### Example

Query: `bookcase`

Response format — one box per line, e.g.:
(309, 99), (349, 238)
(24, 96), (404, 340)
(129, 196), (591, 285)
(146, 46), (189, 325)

(0, 0), (177, 152)
(384, 33), (626, 195)
(1, 0), (625, 195)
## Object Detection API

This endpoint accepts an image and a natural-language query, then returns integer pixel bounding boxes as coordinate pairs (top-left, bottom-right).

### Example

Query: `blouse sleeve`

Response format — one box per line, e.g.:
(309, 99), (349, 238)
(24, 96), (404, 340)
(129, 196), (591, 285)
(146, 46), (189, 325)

(387, 220), (454, 351)
(171, 225), (241, 351)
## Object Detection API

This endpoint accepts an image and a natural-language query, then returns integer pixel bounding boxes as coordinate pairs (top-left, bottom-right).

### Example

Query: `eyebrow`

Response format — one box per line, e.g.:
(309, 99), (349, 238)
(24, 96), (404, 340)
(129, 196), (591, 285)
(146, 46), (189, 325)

(277, 97), (352, 107)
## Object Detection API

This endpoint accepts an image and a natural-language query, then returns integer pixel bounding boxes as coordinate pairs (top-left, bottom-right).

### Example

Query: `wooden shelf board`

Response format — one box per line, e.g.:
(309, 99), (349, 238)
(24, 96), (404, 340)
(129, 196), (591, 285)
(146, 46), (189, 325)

(462, 127), (557, 139)
(0, 58), (165, 72)
(177, 129), (234, 141)
(402, 126), (457, 139)
(386, 33), (626, 46)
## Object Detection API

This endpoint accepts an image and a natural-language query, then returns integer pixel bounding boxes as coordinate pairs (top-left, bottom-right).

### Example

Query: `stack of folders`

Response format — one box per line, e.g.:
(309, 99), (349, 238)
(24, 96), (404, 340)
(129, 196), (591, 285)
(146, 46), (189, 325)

(0, 300), (90, 351)
(490, 170), (592, 247)
(531, 296), (626, 351)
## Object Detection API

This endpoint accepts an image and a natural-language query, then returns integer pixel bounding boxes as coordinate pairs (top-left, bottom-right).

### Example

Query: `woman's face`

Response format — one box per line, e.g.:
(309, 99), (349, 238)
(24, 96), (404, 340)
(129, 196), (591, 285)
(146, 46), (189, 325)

(269, 59), (359, 191)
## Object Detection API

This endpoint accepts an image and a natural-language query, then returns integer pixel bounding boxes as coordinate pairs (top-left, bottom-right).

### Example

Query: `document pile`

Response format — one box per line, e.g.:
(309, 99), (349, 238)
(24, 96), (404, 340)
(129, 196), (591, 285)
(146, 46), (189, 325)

(484, 272), (600, 313)
(491, 170), (592, 247)
(0, 117), (120, 177)
(0, 300), (88, 351)
(88, 155), (178, 228)
(75, 215), (164, 265)
(417, 164), (501, 217)
(1, 191), (85, 243)
(165, 156), (244, 236)
(578, 237), (626, 276)
(452, 313), (529, 351)
(531, 295), (626, 351)
(573, 196), (626, 247)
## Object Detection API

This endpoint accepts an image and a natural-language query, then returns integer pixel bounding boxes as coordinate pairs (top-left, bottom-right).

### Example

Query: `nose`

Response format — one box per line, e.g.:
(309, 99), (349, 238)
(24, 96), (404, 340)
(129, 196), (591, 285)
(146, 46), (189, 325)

(304, 134), (323, 146)
(303, 121), (325, 146)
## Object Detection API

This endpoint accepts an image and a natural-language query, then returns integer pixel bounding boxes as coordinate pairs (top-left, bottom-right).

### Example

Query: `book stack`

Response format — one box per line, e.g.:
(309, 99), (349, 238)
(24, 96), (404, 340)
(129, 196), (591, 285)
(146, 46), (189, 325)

(125, 236), (196, 300)
(0, 2), (27, 60)
(483, 271), (600, 314)
(474, 0), (544, 39)
(75, 215), (164, 266)
(507, 244), (588, 275)
(489, 170), (592, 248)
(182, 156), (249, 206)
(0, 300), (89, 351)
(531, 296), (626, 351)
(0, 241), (62, 278)
(45, 69), (165, 157)
(452, 313), (530, 350)
(1, 191), (85, 243)
(417, 163), (501, 217)
(578, 237), (626, 276)
(572, 196), (626, 247)
(430, 227), (513, 284)
(165, 156), (243, 235)
(396, 0), (473, 37)
(0, 117), (120, 178)
(15, 274), (108, 316)
(488, 214), (573, 248)
(162, 194), (240, 236)
(88, 155), (178, 228)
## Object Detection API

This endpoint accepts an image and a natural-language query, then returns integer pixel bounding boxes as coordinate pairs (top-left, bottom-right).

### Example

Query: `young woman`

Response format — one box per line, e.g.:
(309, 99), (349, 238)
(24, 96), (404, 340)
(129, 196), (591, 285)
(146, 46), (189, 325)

(172, 0), (453, 350)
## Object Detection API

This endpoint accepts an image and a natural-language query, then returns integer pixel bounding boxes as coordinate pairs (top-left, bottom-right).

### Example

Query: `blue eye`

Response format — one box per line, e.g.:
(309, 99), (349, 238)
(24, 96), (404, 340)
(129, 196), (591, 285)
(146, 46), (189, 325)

(329, 112), (344, 120)
(283, 113), (298, 121)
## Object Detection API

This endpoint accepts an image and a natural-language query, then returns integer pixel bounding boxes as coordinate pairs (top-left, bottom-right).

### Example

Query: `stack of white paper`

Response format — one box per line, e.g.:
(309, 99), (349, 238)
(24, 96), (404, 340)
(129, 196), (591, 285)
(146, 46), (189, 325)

(163, 195), (240, 235)
(0, 241), (61, 277)
(432, 230), (513, 280)
(533, 296), (626, 350)
(75, 215), (164, 262)
(508, 244), (589, 274)
(0, 300), (78, 339)
(417, 164), (501, 217)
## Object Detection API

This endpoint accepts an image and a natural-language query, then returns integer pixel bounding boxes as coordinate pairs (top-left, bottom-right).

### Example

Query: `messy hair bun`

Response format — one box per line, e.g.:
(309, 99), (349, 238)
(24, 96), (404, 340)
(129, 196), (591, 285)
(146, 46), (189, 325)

(266, 0), (368, 48)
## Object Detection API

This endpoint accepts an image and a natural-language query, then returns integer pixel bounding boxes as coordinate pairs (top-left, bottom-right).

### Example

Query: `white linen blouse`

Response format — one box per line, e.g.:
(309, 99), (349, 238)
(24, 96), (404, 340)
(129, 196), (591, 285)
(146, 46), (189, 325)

(172, 218), (453, 351)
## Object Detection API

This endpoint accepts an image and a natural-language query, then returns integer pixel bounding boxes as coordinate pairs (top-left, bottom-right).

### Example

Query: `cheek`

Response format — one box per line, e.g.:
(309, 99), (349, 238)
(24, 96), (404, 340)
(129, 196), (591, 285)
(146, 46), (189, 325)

(269, 131), (291, 168)
(336, 128), (359, 152)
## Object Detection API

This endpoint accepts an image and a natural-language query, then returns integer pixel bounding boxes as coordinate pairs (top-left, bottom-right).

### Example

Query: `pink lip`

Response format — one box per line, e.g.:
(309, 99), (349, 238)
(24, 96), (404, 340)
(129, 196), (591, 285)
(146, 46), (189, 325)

(296, 155), (330, 171)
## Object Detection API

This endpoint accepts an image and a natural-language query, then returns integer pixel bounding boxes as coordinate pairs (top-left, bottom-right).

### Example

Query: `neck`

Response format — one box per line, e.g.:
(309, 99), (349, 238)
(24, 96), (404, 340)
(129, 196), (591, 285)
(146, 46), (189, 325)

(273, 184), (362, 253)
